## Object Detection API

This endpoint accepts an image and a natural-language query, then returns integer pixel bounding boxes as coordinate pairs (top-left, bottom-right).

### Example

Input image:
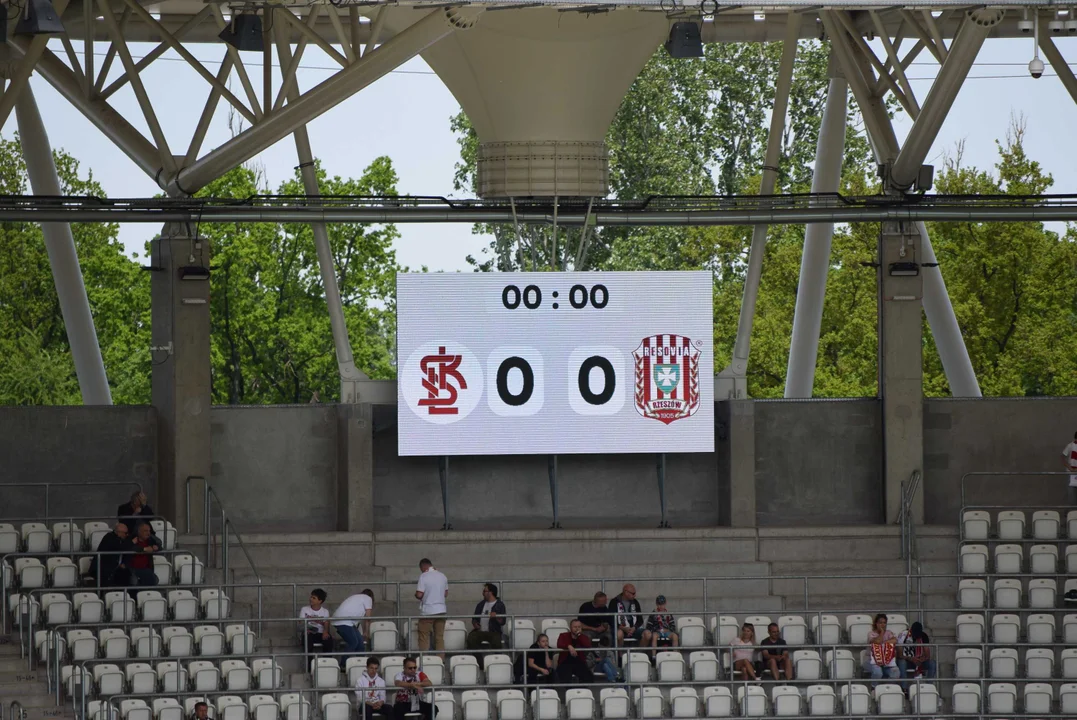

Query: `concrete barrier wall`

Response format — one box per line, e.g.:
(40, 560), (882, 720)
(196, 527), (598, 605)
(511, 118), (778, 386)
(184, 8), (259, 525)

(923, 397), (1077, 524)
(0, 406), (157, 520)
(753, 399), (884, 526)
(209, 405), (338, 532)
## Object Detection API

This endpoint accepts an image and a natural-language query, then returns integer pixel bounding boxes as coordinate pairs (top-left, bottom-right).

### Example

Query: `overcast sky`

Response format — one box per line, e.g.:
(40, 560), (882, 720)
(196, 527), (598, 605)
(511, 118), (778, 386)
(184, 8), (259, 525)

(12, 35), (1077, 274)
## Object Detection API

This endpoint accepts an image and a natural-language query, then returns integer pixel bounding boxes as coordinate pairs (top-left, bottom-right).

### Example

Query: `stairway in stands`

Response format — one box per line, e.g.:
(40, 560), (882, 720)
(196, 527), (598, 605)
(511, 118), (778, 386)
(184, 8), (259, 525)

(0, 634), (74, 720)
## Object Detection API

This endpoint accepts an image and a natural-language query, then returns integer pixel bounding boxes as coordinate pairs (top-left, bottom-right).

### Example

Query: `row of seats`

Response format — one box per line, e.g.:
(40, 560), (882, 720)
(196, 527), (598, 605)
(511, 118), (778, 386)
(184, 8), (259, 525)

(91, 682), (1062, 720)
(955, 612), (1077, 644)
(2, 553), (204, 591)
(63, 657), (283, 697)
(0, 520), (178, 554)
(954, 646), (1077, 679)
(958, 577), (1077, 609)
(963, 509), (1077, 541)
(38, 623), (255, 661)
(960, 542), (1077, 574)
(11, 588), (229, 626)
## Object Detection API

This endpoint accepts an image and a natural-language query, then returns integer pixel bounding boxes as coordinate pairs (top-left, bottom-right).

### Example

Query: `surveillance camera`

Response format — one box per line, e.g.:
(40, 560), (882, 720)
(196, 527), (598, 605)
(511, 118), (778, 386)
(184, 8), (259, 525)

(1049, 19), (1065, 33)
(1066, 19), (1077, 32)
(1029, 57), (1045, 78)
(1018, 19), (1034, 33)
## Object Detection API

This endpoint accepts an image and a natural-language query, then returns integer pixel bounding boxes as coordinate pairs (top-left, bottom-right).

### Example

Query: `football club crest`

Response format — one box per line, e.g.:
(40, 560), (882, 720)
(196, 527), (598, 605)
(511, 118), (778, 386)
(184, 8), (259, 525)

(633, 334), (702, 425)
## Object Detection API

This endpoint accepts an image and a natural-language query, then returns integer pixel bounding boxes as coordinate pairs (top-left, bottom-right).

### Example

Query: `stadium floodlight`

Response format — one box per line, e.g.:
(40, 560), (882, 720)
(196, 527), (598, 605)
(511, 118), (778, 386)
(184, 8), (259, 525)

(14, 0), (65, 35)
(219, 12), (264, 52)
(888, 262), (920, 277)
(664, 22), (703, 59)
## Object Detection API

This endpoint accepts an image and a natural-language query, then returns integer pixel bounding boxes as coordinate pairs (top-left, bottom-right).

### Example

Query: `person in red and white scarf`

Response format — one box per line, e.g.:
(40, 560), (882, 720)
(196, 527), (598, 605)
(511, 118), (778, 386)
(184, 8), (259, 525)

(355, 658), (388, 720)
(393, 657), (436, 720)
(1061, 431), (1077, 506)
(863, 614), (899, 683)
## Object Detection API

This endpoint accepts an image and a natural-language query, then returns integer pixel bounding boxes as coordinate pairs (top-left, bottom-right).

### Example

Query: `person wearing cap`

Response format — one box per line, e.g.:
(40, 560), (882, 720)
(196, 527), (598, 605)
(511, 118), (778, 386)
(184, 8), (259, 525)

(897, 621), (936, 683)
(645, 595), (679, 657)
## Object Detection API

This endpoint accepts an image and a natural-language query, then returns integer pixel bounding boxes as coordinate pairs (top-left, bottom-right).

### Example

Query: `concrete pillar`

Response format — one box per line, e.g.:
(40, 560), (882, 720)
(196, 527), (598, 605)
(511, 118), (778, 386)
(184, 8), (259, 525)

(877, 222), (924, 523)
(729, 400), (756, 527)
(151, 224), (212, 532)
(337, 403), (375, 532)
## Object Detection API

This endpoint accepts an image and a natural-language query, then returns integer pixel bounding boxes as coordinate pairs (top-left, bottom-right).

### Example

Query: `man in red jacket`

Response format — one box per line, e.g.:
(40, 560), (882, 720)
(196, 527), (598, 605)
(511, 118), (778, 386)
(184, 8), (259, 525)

(556, 619), (594, 684)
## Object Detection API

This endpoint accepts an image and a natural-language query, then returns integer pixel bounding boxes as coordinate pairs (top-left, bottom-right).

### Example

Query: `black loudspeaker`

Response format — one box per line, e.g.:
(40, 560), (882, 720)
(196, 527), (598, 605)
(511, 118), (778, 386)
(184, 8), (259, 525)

(664, 22), (704, 59)
(218, 13), (264, 52)
(15, 0), (65, 35)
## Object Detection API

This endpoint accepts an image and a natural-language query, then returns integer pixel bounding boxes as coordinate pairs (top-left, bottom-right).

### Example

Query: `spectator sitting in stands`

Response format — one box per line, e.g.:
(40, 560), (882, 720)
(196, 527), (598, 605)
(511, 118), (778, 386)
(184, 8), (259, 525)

(864, 613), (900, 682)
(128, 522), (162, 591)
(897, 622), (936, 682)
(556, 619), (594, 684)
(466, 583), (506, 649)
(731, 623), (760, 682)
(578, 591), (612, 646)
(393, 656), (437, 720)
(1062, 430), (1077, 506)
(646, 595), (680, 656)
(333, 590), (375, 665)
(611, 584), (651, 647)
(117, 491), (155, 531)
(301, 588), (333, 655)
(191, 702), (210, 720)
(760, 622), (793, 680)
(356, 657), (389, 720)
(92, 523), (132, 587)
(515, 633), (554, 685)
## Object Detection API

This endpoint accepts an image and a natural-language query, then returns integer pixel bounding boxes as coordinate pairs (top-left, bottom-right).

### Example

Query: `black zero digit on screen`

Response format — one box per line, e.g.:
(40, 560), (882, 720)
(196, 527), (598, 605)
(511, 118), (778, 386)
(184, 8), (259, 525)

(590, 284), (609, 309)
(523, 284), (542, 309)
(502, 285), (521, 309)
(569, 284), (588, 309)
(496, 356), (534, 406)
(577, 356), (616, 405)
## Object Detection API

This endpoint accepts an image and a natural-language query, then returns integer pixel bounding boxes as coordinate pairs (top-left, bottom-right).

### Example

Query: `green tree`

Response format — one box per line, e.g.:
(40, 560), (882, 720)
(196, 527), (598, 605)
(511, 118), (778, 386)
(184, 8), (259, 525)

(200, 158), (403, 405)
(0, 137), (151, 405)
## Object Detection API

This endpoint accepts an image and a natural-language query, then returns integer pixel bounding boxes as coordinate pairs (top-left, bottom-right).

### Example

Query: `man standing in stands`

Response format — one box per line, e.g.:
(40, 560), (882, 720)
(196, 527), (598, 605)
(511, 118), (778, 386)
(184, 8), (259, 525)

(393, 656), (437, 720)
(416, 558), (448, 654)
(333, 589), (375, 663)
(356, 657), (389, 720)
(117, 491), (155, 531)
(466, 583), (506, 649)
(1062, 431), (1077, 505)
(127, 523), (162, 591)
(93, 523), (132, 587)
(556, 619), (594, 683)
(611, 584), (650, 647)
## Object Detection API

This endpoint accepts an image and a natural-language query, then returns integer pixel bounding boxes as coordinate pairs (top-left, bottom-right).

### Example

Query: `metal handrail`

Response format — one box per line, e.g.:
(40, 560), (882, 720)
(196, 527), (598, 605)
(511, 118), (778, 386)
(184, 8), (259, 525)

(6, 703), (22, 720)
(898, 470), (923, 616)
(0, 482), (143, 521)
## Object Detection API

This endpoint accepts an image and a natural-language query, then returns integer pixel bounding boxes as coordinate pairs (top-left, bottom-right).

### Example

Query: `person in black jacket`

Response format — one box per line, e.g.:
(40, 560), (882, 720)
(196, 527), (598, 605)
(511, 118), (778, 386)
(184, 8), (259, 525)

(92, 523), (133, 587)
(466, 583), (507, 649)
(117, 491), (155, 531)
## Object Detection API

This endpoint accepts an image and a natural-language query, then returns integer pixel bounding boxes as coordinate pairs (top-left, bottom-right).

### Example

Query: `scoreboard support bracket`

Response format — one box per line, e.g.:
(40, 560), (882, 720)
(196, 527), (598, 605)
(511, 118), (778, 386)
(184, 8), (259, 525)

(438, 456), (452, 531)
(548, 455), (562, 529)
(657, 454), (671, 529)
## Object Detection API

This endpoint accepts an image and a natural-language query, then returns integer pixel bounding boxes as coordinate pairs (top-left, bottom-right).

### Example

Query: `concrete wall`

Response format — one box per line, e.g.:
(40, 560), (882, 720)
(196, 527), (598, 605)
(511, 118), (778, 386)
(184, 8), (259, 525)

(372, 405), (718, 530)
(0, 406), (157, 520)
(209, 406), (338, 532)
(753, 399), (884, 526)
(923, 397), (1077, 524)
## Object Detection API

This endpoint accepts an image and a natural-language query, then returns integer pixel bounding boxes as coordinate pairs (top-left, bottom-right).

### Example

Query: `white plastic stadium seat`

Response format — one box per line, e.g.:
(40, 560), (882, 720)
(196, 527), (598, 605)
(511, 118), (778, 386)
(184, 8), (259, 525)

(987, 682), (1017, 714)
(47, 557), (78, 587)
(369, 620), (398, 652)
(1033, 510), (1060, 539)
(280, 694), (310, 720)
(810, 614), (841, 645)
(874, 684), (904, 715)
(320, 694), (350, 720)
(253, 658), (283, 689)
(461, 690), (490, 720)
(124, 663), (155, 695)
(1030, 544), (1059, 574)
(1063, 684), (1077, 715)
(702, 687), (732, 718)
(174, 554), (205, 585)
(216, 696), (246, 720)
(94, 664), (124, 697)
(105, 591), (136, 622)
(826, 649), (855, 680)
(189, 660), (220, 692)
(85, 521), (110, 551)
(1027, 613), (1056, 644)
(153, 698), (184, 720)
(960, 544), (988, 574)
(736, 685), (767, 718)
(744, 615), (772, 631)
(992, 578), (1021, 609)
(989, 647), (1018, 678)
(839, 686), (870, 716)
(565, 689), (595, 720)
(690, 651), (719, 682)
(677, 616), (706, 647)
(74, 592), (104, 624)
(158, 661), (188, 693)
(249, 694), (280, 720)
(22, 523), (51, 553)
(1062, 648), (1077, 680)
(657, 650), (686, 682)
(959, 579), (987, 609)
(669, 688), (699, 719)
(497, 689), (526, 720)
(194, 625), (225, 656)
(119, 700), (151, 720)
(54, 522), (84, 552)
(532, 688), (561, 720)
(511, 619), (536, 649)
(793, 650), (822, 680)
(137, 590), (167, 622)
(621, 652), (651, 683)
(15, 558), (46, 589)
(994, 543), (1023, 574)
(633, 688), (663, 720)
(805, 686), (835, 717)
(845, 614), (872, 645)
(419, 655), (444, 686)
(951, 683), (981, 714)
(153, 556), (172, 585)
(1066, 614), (1077, 644)
(451, 654), (481, 686)
(955, 648), (982, 679)
(963, 510), (989, 540)
(222, 659), (253, 690)
(712, 616), (739, 646)
(99, 628), (131, 659)
(1025, 682), (1054, 715)
(908, 683), (938, 714)
(771, 686), (801, 717)
(162, 626), (193, 657)
(991, 613), (1021, 644)
(433, 692), (455, 720)
(1029, 578), (1057, 608)
(201, 589), (230, 619)
(130, 627), (162, 658)
(540, 618), (569, 649)
(484, 653), (513, 685)
(1025, 647), (1054, 679)
(956, 614), (985, 644)
(777, 615), (806, 645)
(601, 688), (630, 720)
(443, 619), (468, 651)
(311, 657), (340, 688)
(1068, 510), (1077, 538)
(168, 590), (199, 621)
(41, 593), (72, 625)
(225, 624), (256, 654)
(997, 511), (1025, 540)
(0, 524), (19, 554)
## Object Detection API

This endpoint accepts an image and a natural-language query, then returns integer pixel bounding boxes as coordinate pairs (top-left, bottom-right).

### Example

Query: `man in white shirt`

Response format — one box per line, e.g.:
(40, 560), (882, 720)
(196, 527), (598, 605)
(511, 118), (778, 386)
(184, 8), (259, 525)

(415, 558), (448, 653)
(300, 588), (332, 654)
(355, 657), (389, 720)
(333, 589), (375, 665)
(1061, 431), (1077, 505)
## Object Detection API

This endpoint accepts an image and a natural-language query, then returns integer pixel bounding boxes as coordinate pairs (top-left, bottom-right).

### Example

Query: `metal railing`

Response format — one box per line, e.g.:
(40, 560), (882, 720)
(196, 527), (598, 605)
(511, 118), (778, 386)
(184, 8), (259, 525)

(184, 476), (262, 608)
(1, 482), (143, 521)
(898, 470), (923, 616)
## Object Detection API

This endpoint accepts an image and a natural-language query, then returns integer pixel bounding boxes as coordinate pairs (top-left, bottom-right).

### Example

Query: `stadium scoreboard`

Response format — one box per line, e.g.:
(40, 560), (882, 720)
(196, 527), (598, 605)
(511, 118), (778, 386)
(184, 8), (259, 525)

(397, 271), (714, 456)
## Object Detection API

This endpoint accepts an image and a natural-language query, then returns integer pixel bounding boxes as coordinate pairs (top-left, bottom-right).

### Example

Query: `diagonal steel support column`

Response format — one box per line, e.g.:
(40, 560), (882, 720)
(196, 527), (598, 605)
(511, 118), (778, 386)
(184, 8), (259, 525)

(717, 14), (800, 398)
(890, 10), (1002, 189)
(1039, 36), (1077, 106)
(167, 9), (468, 195)
(274, 13), (369, 404)
(784, 53), (848, 398)
(16, 86), (112, 405)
